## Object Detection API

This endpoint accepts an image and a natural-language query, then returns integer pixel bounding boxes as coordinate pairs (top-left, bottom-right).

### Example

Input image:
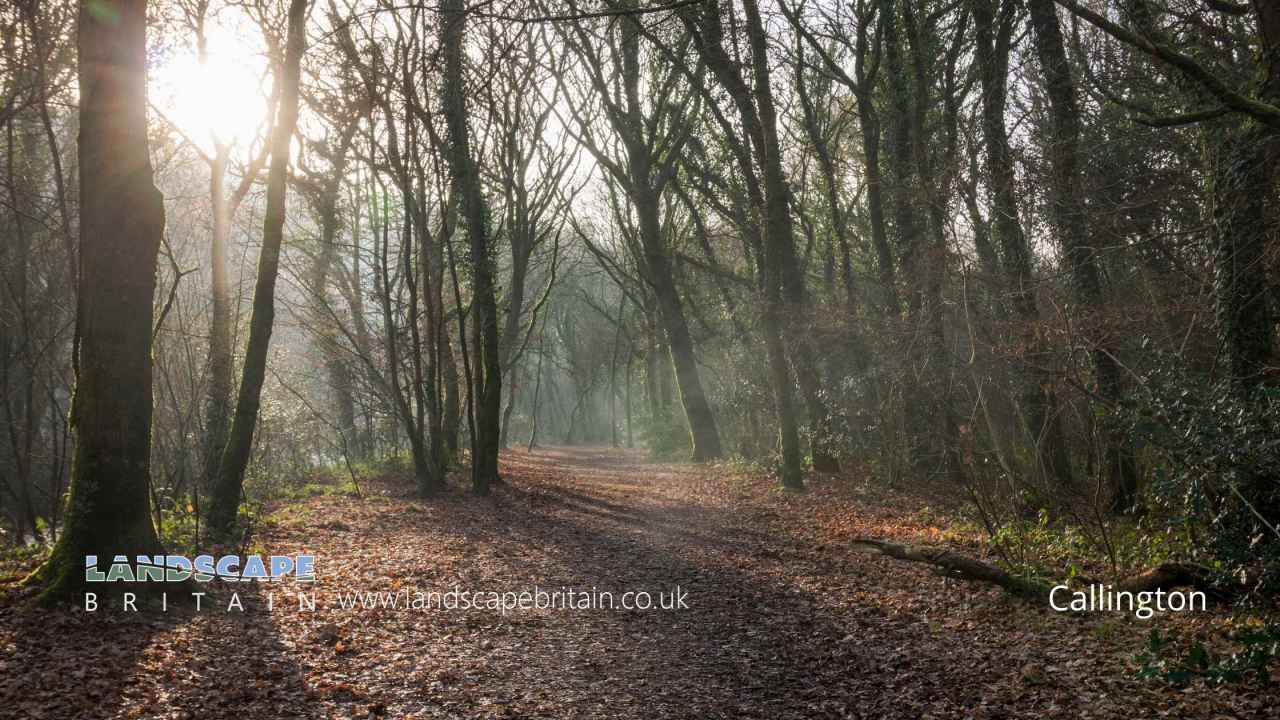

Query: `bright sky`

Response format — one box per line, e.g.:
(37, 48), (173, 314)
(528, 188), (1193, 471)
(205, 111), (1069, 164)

(151, 17), (270, 154)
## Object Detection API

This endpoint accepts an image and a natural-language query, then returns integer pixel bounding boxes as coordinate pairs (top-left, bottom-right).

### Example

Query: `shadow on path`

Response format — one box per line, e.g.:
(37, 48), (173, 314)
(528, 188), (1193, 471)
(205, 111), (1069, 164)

(0, 584), (314, 718)
(382, 446), (994, 718)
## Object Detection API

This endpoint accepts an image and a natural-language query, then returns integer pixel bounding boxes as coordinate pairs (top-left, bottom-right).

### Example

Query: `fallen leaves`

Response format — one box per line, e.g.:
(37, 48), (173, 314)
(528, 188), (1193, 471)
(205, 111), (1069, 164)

(0, 446), (1275, 718)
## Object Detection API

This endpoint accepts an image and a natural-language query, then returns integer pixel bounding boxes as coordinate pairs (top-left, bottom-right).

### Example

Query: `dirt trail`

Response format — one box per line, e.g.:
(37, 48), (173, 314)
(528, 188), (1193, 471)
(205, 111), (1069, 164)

(1, 447), (1273, 718)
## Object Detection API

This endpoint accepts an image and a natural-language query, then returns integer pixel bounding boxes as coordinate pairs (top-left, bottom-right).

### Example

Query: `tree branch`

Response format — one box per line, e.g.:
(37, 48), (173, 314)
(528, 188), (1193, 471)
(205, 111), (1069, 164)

(1055, 0), (1280, 129)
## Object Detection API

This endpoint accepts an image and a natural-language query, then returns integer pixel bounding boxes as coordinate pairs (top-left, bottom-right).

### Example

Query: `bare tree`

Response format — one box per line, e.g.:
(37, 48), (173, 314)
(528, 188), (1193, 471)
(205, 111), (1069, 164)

(208, 0), (310, 536)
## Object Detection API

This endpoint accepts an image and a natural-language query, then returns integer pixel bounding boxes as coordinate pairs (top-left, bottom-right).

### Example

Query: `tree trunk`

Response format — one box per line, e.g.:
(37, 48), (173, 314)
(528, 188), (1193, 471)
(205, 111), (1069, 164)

(306, 123), (361, 463)
(194, 6), (272, 493)
(528, 320), (546, 451)
(1027, 0), (1139, 510)
(207, 0), (308, 536)
(1204, 0), (1280, 520)
(610, 292), (622, 448)
(441, 0), (501, 494)
(500, 366), (518, 449)
(742, 0), (839, 476)
(202, 145), (234, 494)
(419, 170), (447, 473)
(1210, 45), (1276, 397)
(789, 51), (848, 475)
(347, 196), (376, 459)
(881, 0), (942, 479)
(29, 0), (165, 601)
(680, 0), (802, 487)
(973, 0), (1073, 489)
(562, 6), (724, 461)
(794, 45), (854, 312)
(855, 82), (899, 315)
(441, 329), (461, 455)
(636, 190), (724, 461)
(625, 351), (634, 448)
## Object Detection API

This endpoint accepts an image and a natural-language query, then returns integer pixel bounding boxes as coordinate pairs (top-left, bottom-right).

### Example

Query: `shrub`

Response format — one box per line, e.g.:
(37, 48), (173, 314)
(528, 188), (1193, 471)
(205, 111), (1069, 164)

(1124, 346), (1280, 599)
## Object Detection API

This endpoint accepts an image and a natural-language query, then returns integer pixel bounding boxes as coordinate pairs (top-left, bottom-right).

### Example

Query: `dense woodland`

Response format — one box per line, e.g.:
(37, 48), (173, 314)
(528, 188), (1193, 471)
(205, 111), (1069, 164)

(2, 0), (1280, 712)
(0, 0), (1279, 710)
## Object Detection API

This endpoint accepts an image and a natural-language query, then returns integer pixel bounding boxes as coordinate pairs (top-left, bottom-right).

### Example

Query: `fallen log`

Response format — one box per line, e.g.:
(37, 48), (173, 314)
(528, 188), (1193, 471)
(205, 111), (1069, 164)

(1112, 562), (1230, 599)
(849, 537), (1049, 599)
(849, 537), (1235, 602)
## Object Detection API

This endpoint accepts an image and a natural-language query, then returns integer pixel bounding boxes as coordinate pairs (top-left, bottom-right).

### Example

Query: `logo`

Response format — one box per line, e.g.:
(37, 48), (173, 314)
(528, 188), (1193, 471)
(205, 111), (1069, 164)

(84, 554), (316, 583)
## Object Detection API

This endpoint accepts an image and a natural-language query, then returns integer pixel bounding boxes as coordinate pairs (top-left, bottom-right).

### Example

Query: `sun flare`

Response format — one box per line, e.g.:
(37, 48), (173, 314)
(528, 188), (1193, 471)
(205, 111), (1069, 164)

(152, 27), (269, 151)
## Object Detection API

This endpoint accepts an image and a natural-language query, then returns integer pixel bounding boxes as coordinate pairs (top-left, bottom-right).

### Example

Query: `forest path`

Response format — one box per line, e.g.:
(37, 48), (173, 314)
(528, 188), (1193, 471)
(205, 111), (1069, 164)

(2, 446), (1272, 718)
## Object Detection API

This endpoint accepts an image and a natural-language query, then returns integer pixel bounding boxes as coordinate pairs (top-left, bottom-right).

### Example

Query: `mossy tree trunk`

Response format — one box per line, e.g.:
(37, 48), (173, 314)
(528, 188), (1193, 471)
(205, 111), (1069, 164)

(441, 0), (502, 494)
(880, 0), (937, 476)
(28, 0), (165, 602)
(1216, 0), (1279, 520)
(1211, 0), (1278, 399)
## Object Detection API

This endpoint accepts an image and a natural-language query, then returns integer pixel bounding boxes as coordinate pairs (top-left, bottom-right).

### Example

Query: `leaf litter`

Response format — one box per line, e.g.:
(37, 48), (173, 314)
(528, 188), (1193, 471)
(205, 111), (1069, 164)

(0, 446), (1274, 718)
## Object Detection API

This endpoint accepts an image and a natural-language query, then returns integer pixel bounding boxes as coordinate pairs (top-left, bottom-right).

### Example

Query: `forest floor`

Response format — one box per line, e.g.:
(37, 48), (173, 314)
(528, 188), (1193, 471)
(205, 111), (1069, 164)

(1, 446), (1277, 719)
